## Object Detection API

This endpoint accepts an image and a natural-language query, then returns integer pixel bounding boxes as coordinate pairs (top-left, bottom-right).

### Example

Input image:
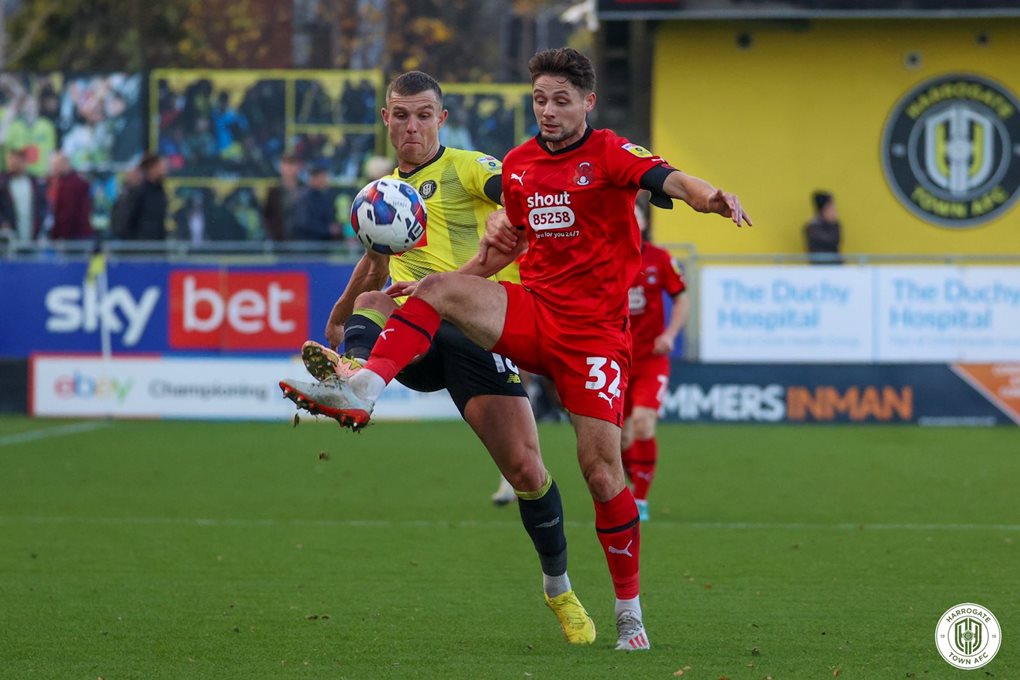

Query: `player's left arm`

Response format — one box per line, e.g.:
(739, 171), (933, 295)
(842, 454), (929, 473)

(325, 249), (391, 348)
(658, 170), (752, 227)
(653, 291), (689, 355)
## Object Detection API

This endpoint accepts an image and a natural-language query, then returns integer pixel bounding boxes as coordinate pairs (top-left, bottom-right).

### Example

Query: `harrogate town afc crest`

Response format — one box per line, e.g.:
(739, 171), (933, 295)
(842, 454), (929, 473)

(935, 603), (1001, 669)
(418, 180), (437, 200)
(882, 74), (1020, 228)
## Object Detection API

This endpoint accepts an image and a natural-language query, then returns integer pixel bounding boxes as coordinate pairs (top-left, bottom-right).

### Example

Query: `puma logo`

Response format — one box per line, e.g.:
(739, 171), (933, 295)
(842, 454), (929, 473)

(379, 329), (393, 341)
(510, 171), (526, 186)
(597, 392), (617, 408)
(634, 471), (654, 482)
(608, 540), (634, 558)
(535, 517), (561, 529)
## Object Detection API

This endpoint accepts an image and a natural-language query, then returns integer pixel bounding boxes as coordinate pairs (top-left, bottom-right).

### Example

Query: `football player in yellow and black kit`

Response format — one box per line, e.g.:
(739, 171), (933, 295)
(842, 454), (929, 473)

(280, 71), (595, 645)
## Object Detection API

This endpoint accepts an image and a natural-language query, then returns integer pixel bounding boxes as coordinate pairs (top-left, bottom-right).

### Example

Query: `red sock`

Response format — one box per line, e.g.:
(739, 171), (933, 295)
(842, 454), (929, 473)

(594, 487), (641, 599)
(629, 438), (658, 501)
(364, 297), (440, 384)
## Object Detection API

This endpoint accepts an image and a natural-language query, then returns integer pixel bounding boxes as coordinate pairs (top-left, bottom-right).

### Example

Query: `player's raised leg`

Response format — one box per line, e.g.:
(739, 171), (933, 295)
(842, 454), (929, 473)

(301, 273), (508, 425)
(301, 290), (395, 381)
(573, 414), (650, 651)
(464, 393), (595, 644)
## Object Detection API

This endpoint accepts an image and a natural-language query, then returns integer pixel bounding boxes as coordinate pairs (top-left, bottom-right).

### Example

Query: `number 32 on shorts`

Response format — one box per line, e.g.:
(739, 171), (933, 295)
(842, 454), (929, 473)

(585, 357), (622, 405)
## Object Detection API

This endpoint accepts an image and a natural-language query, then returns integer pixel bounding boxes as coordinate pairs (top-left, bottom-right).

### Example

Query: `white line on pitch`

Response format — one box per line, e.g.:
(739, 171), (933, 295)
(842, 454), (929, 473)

(0, 421), (112, 447)
(0, 515), (1017, 532)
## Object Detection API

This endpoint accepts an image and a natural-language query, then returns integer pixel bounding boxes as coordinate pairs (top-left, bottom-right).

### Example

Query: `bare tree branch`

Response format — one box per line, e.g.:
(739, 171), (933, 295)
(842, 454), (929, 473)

(3, 0), (57, 68)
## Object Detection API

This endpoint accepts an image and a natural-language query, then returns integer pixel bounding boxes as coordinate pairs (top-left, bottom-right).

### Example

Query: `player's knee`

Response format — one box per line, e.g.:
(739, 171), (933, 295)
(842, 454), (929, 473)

(581, 460), (623, 502)
(415, 272), (470, 313)
(353, 290), (394, 313)
(501, 451), (545, 492)
(413, 272), (447, 300)
(632, 409), (657, 440)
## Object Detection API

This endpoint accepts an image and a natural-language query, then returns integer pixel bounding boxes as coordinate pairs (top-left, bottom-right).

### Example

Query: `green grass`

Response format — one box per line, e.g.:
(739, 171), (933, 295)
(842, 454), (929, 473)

(1, 417), (1017, 679)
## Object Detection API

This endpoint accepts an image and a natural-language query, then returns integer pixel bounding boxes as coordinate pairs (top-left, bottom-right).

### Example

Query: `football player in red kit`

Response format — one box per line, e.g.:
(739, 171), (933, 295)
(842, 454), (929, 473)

(622, 214), (688, 522)
(280, 47), (751, 650)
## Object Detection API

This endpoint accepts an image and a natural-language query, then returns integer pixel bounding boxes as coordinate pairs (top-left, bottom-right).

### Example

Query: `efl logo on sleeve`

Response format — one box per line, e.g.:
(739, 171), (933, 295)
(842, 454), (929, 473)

(622, 143), (653, 158)
(168, 271), (308, 350)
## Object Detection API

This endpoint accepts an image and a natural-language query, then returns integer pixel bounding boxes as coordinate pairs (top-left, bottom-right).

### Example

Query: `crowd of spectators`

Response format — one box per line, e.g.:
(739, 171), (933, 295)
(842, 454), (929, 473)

(2, 147), (388, 247)
(1, 71), (535, 249)
(156, 79), (283, 178)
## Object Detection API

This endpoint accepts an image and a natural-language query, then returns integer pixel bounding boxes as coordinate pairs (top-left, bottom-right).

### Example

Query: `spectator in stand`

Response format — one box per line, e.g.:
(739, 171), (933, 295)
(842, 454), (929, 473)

(804, 191), (843, 264)
(0, 148), (48, 243)
(110, 165), (142, 239)
(115, 152), (168, 240)
(263, 153), (304, 241)
(173, 188), (245, 244)
(7, 96), (57, 177)
(45, 152), (93, 240)
(294, 166), (338, 241)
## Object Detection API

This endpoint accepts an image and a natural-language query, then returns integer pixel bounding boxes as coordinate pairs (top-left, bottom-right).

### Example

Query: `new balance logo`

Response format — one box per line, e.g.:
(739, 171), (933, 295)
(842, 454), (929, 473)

(510, 171), (527, 186)
(608, 540), (634, 558)
(597, 392), (618, 408)
(535, 517), (561, 529)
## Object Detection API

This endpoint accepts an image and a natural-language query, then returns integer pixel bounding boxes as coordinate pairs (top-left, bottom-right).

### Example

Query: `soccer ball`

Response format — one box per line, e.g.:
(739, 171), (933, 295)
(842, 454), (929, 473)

(351, 178), (427, 255)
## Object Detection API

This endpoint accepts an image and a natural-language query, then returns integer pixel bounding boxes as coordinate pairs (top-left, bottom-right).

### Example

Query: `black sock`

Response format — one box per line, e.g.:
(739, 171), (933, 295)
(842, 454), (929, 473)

(342, 311), (383, 360)
(517, 478), (568, 577)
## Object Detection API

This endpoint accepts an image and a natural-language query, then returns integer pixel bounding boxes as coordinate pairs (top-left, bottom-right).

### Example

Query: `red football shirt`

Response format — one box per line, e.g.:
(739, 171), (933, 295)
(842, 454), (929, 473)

(628, 242), (686, 360)
(502, 127), (673, 322)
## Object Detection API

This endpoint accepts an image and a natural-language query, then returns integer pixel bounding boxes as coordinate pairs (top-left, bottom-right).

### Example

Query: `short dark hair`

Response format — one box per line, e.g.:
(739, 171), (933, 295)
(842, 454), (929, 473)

(7, 147), (28, 159)
(386, 71), (443, 105)
(528, 48), (596, 93)
(813, 191), (834, 212)
(139, 151), (161, 170)
(280, 152), (301, 165)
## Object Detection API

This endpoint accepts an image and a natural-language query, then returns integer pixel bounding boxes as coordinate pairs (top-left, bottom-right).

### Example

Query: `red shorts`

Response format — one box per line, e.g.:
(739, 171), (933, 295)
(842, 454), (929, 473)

(493, 282), (631, 425)
(623, 354), (671, 418)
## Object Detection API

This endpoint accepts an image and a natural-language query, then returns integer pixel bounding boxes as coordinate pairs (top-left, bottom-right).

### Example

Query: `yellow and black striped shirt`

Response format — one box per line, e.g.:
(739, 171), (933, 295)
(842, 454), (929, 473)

(388, 146), (520, 284)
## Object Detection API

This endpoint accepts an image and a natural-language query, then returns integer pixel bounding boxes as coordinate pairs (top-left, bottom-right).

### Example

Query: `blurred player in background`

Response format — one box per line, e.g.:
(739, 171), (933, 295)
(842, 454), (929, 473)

(281, 48), (751, 650)
(281, 71), (595, 645)
(622, 198), (688, 522)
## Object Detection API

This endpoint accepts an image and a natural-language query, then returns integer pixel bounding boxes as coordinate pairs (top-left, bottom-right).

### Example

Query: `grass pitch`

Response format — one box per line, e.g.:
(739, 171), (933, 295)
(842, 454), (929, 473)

(1, 416), (1017, 679)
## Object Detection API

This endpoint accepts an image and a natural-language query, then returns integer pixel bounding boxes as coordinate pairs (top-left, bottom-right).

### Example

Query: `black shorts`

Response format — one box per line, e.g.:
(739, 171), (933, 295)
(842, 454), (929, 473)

(362, 320), (527, 414)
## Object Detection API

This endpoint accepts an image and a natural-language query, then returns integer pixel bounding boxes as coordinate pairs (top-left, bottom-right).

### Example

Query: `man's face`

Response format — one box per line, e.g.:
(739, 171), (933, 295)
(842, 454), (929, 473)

(821, 202), (838, 222)
(310, 171), (328, 189)
(49, 153), (70, 176)
(532, 75), (594, 147)
(6, 153), (25, 174)
(280, 160), (300, 183)
(382, 89), (447, 168)
(147, 159), (167, 182)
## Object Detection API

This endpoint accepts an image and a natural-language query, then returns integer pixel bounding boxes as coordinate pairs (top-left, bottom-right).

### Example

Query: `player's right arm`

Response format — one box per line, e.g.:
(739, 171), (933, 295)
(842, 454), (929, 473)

(324, 249), (390, 349)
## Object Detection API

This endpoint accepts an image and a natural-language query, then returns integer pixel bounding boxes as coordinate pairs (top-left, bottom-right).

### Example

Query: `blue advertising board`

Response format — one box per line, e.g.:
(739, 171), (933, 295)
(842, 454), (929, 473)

(0, 260), (355, 356)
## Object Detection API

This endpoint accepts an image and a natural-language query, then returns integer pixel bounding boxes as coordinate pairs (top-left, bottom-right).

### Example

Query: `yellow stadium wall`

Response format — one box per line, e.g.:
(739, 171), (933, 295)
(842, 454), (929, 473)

(650, 19), (1020, 255)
